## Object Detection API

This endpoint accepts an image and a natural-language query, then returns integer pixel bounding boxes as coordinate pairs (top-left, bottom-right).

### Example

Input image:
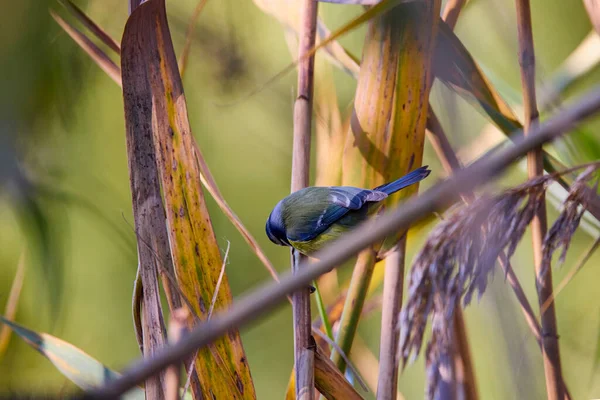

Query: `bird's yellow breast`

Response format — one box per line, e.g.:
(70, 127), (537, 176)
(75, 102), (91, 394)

(289, 223), (351, 256)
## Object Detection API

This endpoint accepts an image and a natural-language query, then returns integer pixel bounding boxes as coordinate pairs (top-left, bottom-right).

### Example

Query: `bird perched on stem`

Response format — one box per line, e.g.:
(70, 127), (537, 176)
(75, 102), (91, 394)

(266, 166), (430, 257)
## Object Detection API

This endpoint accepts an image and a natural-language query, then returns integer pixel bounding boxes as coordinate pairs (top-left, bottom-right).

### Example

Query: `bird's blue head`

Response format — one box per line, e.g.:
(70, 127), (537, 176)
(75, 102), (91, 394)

(266, 201), (290, 247)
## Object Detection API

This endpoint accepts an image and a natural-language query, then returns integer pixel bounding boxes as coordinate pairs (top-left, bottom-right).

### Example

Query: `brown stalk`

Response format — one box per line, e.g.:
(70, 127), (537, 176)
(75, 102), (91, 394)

(377, 244), (405, 399)
(498, 255), (543, 345)
(121, 2), (168, 398)
(426, 108), (462, 175)
(291, 0), (319, 398)
(515, 1), (564, 399)
(88, 84), (600, 399)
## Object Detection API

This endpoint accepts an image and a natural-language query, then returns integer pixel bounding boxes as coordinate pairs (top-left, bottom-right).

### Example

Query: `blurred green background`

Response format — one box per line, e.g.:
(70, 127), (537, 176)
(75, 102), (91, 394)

(1, 0), (600, 398)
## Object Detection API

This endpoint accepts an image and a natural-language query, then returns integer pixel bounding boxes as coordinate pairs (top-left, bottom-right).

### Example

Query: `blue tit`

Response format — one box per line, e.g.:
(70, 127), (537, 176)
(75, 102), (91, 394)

(266, 166), (430, 256)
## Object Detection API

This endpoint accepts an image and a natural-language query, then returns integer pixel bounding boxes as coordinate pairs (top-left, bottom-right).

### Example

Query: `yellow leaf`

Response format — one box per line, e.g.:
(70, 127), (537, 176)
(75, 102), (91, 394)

(121, 1), (255, 398)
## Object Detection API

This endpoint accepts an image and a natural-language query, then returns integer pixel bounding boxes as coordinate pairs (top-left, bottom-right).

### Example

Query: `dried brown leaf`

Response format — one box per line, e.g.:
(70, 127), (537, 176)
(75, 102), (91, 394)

(121, 1), (255, 398)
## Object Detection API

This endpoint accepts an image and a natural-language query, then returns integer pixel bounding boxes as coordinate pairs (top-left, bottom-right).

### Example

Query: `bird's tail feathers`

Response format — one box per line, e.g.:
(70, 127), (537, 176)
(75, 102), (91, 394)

(374, 166), (431, 194)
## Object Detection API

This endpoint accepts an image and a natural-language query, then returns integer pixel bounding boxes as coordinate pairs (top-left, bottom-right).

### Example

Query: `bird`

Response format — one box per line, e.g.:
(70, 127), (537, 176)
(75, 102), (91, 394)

(265, 166), (431, 257)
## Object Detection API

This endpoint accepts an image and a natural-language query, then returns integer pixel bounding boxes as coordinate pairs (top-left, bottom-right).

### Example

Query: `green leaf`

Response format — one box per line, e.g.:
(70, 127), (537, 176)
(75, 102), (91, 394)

(0, 316), (144, 400)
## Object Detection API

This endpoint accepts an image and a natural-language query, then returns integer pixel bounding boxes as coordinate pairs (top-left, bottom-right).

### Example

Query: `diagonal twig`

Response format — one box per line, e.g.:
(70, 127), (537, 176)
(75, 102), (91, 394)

(179, 0), (209, 78)
(515, 1), (565, 399)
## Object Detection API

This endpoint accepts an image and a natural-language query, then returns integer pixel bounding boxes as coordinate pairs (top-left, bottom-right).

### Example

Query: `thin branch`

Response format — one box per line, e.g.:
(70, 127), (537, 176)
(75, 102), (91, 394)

(515, 1), (565, 399)
(50, 11), (121, 86)
(86, 84), (600, 399)
(179, 0), (209, 78)
(59, 0), (121, 54)
(292, 0), (319, 398)
(498, 255), (542, 345)
(426, 107), (463, 174)
(208, 241), (230, 318)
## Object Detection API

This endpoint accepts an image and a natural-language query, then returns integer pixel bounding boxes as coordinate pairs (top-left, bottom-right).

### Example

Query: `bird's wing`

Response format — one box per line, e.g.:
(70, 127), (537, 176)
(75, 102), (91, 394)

(329, 187), (387, 209)
(286, 187), (387, 242)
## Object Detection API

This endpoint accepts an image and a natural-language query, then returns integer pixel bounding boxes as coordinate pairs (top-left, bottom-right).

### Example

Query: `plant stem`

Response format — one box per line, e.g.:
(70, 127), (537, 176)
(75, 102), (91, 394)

(330, 249), (376, 371)
(314, 280), (335, 341)
(292, 0), (319, 398)
(515, 1), (564, 399)
(124, 3), (167, 399)
(376, 246), (405, 400)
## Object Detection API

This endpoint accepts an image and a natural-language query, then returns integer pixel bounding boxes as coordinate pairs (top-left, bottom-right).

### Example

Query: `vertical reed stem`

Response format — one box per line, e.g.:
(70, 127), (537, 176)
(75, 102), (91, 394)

(515, 1), (564, 399)
(292, 0), (318, 398)
(376, 243), (405, 400)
